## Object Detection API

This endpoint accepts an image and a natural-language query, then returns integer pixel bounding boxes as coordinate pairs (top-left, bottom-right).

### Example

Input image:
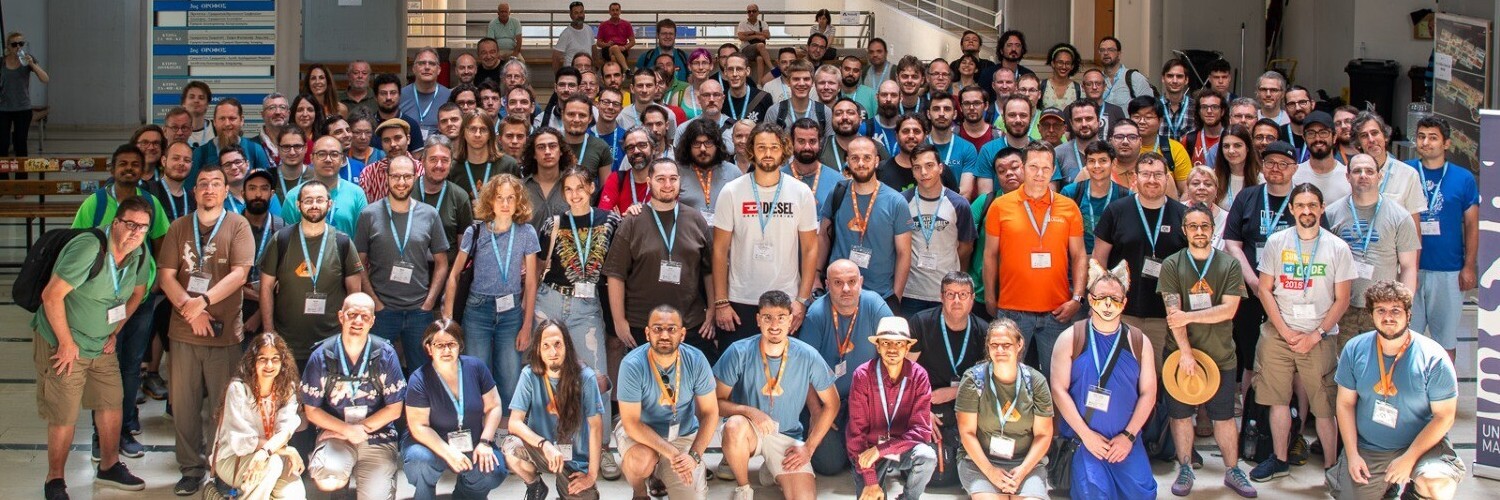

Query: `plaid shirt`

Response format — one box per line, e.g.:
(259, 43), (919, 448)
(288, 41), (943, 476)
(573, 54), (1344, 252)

(359, 155), (425, 203)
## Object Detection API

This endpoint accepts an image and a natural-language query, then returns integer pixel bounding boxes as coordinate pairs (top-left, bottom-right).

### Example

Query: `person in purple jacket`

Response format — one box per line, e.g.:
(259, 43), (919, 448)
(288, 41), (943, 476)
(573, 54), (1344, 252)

(844, 317), (936, 500)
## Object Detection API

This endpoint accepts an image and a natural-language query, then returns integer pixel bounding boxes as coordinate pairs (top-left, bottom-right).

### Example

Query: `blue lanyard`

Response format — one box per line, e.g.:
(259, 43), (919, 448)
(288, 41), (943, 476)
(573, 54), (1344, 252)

(829, 137), (845, 172)
(751, 174), (785, 237)
(278, 169), (306, 197)
(650, 204), (679, 255)
(418, 178), (447, 213)
(943, 317), (970, 377)
(566, 211), (596, 272)
(988, 364), (1027, 433)
(1084, 180), (1117, 223)
(386, 200), (415, 259)
(914, 193), (939, 245)
(1261, 187), (1291, 235)
(1087, 320), (1122, 376)
(876, 365), (908, 436)
(103, 228), (128, 300)
(488, 224), (518, 283)
(899, 96), (924, 115)
(192, 210), (227, 269)
(1134, 195), (1166, 256)
(1283, 124), (1299, 150)
(159, 178), (188, 220)
(1102, 68), (1125, 103)
(298, 225), (330, 291)
(338, 338), (373, 391)
(253, 219), (274, 265)
(411, 87), (435, 124)
(224, 196), (245, 214)
(465, 161), (492, 194)
(1187, 249), (1217, 284)
(591, 126), (626, 167)
(929, 137), (957, 166)
(1347, 196), (1382, 254)
(1161, 96), (1189, 137)
(438, 363), (467, 430)
(1293, 232), (1321, 295)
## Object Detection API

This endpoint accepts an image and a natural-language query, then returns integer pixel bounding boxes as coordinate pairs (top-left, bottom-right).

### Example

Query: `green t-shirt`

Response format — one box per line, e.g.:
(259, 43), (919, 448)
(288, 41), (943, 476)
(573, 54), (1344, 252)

(968, 192), (998, 303)
(257, 225), (365, 359)
(71, 187), (172, 240)
(1155, 248), (1247, 370)
(414, 179), (475, 253)
(571, 136), (614, 176)
(32, 234), (150, 358)
(954, 363), (1054, 465)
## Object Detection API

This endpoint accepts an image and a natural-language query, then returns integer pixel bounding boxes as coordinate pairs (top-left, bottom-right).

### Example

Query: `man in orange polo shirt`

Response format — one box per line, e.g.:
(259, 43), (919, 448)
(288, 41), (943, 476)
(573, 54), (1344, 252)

(981, 141), (1088, 374)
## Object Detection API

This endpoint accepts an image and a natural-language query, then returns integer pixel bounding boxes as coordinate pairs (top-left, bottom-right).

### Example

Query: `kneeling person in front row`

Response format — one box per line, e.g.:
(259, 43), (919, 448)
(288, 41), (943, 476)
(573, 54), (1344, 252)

(402, 319), (510, 499)
(1326, 280), (1464, 500)
(955, 318), (1053, 499)
(715, 290), (840, 500)
(617, 305), (719, 500)
(503, 319), (604, 500)
(845, 317), (936, 500)
(301, 293), (405, 499)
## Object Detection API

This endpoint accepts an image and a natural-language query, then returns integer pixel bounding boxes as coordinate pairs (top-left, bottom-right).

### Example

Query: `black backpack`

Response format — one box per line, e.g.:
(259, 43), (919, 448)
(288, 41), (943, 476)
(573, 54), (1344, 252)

(1239, 385), (1302, 463)
(13, 228), (108, 312)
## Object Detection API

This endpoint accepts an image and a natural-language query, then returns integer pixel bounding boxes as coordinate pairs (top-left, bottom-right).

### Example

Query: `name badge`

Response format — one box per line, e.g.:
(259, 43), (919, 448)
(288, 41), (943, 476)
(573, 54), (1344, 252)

(107, 303), (128, 325)
(988, 435), (1016, 459)
(658, 260), (682, 284)
(1420, 220), (1440, 236)
(915, 251), (938, 270)
(1290, 304), (1316, 320)
(1188, 292), (1213, 311)
(304, 293), (328, 315)
(1085, 386), (1111, 411)
(187, 272), (212, 295)
(495, 294), (516, 313)
(389, 263), (415, 284)
(1373, 400), (1399, 428)
(1030, 252), (1052, 269)
(573, 281), (597, 299)
(849, 246), (873, 268)
(557, 443), (574, 458)
(834, 360), (848, 378)
(343, 405), (368, 424)
(949, 380), (961, 388)
(753, 241), (774, 261)
(668, 423), (681, 442)
(703, 210), (715, 227)
(447, 429), (474, 453)
(1354, 260), (1375, 280)
(1141, 258), (1163, 278)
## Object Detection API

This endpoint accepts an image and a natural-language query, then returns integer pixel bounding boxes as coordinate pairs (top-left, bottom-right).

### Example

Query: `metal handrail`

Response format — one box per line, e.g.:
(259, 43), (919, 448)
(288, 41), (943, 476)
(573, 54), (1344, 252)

(406, 8), (875, 52)
(879, 0), (997, 40)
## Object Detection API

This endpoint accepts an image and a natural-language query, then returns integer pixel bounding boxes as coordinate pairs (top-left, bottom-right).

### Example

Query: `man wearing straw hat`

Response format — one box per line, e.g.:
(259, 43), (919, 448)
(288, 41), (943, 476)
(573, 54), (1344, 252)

(1157, 203), (1256, 497)
(844, 316), (936, 500)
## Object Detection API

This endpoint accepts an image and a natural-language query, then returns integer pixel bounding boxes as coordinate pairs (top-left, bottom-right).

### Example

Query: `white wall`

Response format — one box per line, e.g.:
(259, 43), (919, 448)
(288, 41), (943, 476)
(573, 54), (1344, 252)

(6, 0), (48, 106)
(1112, 0), (1158, 74)
(844, 0), (963, 60)
(47, 0), (144, 126)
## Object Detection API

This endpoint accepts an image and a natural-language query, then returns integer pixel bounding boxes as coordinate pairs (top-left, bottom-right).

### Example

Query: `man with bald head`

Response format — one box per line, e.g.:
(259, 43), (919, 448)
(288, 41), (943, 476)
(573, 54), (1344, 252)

(486, 3), (524, 61)
(300, 292), (406, 498)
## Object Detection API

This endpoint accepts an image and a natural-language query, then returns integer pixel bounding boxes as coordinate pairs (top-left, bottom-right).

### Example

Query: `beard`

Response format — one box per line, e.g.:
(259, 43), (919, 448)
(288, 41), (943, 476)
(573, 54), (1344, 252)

(303, 209), (327, 224)
(1309, 142), (1332, 160)
(842, 76), (859, 88)
(850, 167), (875, 183)
(877, 103), (898, 120)
(794, 149), (819, 164)
(1376, 326), (1408, 340)
(245, 198), (270, 215)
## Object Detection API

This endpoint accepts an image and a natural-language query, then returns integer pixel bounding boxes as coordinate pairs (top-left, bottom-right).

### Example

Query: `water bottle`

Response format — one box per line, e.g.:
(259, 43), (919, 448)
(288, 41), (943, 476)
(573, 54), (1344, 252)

(1243, 419), (1259, 460)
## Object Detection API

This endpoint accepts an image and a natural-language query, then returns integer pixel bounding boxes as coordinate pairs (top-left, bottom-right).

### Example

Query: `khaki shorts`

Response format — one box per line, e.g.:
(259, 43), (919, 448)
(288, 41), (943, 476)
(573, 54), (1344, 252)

(1253, 322), (1337, 418)
(34, 332), (122, 426)
(613, 422), (707, 498)
(500, 435), (600, 500)
(1336, 306), (1375, 353)
(744, 419), (814, 480)
(1123, 315), (1169, 372)
(1326, 439), (1466, 500)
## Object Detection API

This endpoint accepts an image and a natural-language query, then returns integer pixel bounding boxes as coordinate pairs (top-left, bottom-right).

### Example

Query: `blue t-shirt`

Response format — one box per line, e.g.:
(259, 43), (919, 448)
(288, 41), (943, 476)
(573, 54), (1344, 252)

(713, 336), (835, 440)
(1334, 332), (1457, 452)
(931, 137), (981, 182)
(406, 356), (496, 435)
(189, 136), (272, 189)
(1052, 140), (1087, 184)
(1405, 159), (1478, 272)
(871, 123), (900, 158)
(1061, 180), (1133, 254)
(819, 184), (914, 297)
(975, 138), (1018, 183)
(508, 365), (604, 470)
(281, 180), (370, 236)
(796, 290), (892, 396)
(458, 222), (542, 297)
(616, 343), (717, 438)
(298, 336), (407, 445)
(782, 164), (844, 214)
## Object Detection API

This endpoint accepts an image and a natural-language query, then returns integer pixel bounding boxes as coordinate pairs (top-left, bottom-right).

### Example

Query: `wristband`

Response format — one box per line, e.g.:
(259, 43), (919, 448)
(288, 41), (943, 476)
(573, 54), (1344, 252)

(1118, 429), (1136, 442)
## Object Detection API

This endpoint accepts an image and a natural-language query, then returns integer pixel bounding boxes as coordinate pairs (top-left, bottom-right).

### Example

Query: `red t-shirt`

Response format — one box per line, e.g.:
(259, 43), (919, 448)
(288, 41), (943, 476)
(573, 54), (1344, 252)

(597, 19), (633, 46)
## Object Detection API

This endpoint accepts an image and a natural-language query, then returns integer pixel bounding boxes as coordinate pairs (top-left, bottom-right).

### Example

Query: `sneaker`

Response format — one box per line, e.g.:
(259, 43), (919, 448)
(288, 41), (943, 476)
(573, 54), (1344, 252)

(715, 460), (736, 481)
(732, 484), (754, 500)
(135, 393), (146, 405)
(91, 435), (101, 463)
(600, 450), (622, 480)
(1249, 457), (1289, 482)
(174, 475), (202, 496)
(1171, 463), (1195, 496)
(119, 434), (146, 458)
(143, 372), (168, 400)
(1288, 436), (1309, 466)
(95, 462), (145, 491)
(1192, 449), (1204, 469)
(1225, 467), (1259, 498)
(44, 478), (68, 500)
(523, 480), (549, 500)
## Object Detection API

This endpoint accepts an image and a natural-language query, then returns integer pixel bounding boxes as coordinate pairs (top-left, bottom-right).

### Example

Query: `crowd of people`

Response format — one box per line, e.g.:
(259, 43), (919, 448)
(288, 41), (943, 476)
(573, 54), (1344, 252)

(26, 3), (1475, 500)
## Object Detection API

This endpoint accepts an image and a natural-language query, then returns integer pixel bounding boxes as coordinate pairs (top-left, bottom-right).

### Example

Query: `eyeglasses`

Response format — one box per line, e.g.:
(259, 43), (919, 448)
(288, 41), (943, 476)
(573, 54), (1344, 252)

(135, 141), (160, 148)
(1306, 129), (1333, 139)
(429, 341), (460, 351)
(264, 104), (290, 112)
(1110, 134), (1141, 142)
(942, 291), (974, 300)
(1137, 170), (1167, 179)
(1088, 293), (1125, 307)
(115, 219), (150, 233)
(1199, 104), (1223, 111)
(9, 41), (24, 47)
(647, 325), (681, 335)
(1184, 223), (1214, 232)
(1262, 160), (1295, 169)
(313, 151), (343, 160)
(1286, 99), (1313, 108)
(625, 142), (652, 151)
(757, 313), (792, 323)
(221, 159), (248, 168)
(388, 173), (416, 181)
(279, 143), (306, 151)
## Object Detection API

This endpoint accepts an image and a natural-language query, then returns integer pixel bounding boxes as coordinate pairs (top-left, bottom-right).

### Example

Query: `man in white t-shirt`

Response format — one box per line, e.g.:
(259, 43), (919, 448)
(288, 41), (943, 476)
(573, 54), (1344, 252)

(1291, 111), (1349, 202)
(554, 2), (595, 73)
(1353, 111), (1427, 227)
(736, 4), (774, 81)
(712, 123), (820, 348)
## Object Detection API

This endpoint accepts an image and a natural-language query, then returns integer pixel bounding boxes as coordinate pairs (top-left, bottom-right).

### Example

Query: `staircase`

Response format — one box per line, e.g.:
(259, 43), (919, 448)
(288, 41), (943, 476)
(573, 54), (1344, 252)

(878, 0), (1000, 53)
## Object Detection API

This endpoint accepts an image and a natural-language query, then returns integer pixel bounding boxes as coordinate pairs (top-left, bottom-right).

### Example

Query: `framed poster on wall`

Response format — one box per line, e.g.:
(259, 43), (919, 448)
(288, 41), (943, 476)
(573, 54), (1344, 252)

(1431, 13), (1490, 172)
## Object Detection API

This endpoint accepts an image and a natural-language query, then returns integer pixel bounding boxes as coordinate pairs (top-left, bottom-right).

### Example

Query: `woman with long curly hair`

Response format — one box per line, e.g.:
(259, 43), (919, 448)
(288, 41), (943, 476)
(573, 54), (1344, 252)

(501, 318), (605, 500)
(206, 333), (305, 500)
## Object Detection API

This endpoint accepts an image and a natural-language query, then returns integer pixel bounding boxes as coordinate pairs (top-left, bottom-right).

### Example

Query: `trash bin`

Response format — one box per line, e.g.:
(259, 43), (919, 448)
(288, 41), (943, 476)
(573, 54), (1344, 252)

(1345, 59), (1400, 125)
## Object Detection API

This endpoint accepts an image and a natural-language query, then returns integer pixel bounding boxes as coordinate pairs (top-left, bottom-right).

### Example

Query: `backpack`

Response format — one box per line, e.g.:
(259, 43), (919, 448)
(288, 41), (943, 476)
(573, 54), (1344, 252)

(1239, 385), (1303, 463)
(272, 225), (355, 279)
(773, 100), (828, 133)
(13, 228), (108, 312)
(822, 179), (852, 267)
(1068, 319), (1145, 364)
(1123, 69), (1160, 99)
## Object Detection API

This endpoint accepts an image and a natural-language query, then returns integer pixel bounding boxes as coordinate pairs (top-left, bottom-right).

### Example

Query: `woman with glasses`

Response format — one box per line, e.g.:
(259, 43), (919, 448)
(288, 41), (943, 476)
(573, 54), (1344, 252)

(667, 49), (716, 120)
(445, 173), (541, 411)
(0, 31), (48, 160)
(1041, 43), (1081, 111)
(401, 319), (511, 500)
(1183, 166), (1230, 250)
(1211, 125), (1262, 208)
(207, 333), (305, 500)
(956, 319), (1054, 499)
(303, 64), (349, 119)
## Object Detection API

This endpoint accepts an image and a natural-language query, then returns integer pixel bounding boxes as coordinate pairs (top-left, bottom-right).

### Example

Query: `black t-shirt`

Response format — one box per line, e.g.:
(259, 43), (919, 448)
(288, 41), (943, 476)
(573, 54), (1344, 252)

(1223, 184), (1294, 273)
(475, 64), (502, 87)
(875, 157), (958, 193)
(141, 178), (196, 222)
(909, 308), (989, 390)
(724, 86), (773, 123)
(1093, 195), (1188, 318)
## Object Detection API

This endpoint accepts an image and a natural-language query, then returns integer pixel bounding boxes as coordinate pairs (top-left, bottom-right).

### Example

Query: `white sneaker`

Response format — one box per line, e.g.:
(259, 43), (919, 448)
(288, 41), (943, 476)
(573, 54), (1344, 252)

(715, 460), (736, 481)
(732, 484), (754, 500)
(600, 450), (622, 480)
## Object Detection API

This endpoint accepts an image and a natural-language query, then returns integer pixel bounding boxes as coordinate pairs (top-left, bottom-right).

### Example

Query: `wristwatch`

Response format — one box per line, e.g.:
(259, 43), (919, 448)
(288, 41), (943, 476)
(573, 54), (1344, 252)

(687, 450), (702, 464)
(1071, 294), (1084, 303)
(1316, 326), (1329, 338)
(1118, 429), (1137, 442)
(798, 296), (813, 307)
(478, 438), (496, 449)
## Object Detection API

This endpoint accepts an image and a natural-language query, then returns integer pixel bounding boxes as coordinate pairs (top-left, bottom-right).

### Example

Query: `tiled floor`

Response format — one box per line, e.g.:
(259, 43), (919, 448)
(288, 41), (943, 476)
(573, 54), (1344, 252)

(0, 131), (1492, 498)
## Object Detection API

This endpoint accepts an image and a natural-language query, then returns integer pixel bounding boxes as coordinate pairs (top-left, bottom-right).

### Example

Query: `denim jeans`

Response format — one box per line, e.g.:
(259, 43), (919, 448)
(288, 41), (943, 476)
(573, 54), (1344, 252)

(401, 435), (509, 500)
(852, 443), (938, 499)
(462, 293), (524, 407)
(99, 292), (159, 437)
(534, 285), (611, 441)
(898, 297), (941, 320)
(371, 308), (436, 370)
(998, 308), (1074, 376)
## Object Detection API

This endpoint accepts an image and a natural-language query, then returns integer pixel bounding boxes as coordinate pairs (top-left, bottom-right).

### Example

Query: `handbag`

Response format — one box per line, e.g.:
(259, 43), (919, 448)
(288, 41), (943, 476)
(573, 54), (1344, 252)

(1046, 322), (1132, 497)
(451, 221), (486, 323)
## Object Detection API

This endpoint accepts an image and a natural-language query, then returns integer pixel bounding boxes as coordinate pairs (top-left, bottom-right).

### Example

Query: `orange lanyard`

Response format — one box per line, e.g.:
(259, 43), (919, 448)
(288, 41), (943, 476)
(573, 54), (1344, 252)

(258, 398), (277, 439)
(845, 184), (878, 243)
(542, 374), (560, 415)
(760, 348), (790, 407)
(696, 168), (715, 207)
(833, 304), (859, 357)
(648, 352), (683, 410)
(1374, 336), (1412, 398)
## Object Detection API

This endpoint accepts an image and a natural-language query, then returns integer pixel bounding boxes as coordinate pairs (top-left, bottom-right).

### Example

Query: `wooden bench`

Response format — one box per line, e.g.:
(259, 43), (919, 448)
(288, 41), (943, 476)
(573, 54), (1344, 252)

(0, 156), (112, 254)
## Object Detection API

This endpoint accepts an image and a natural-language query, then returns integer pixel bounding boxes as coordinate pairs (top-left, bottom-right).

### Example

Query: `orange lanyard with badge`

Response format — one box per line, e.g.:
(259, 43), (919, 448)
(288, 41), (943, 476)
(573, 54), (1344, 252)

(542, 374), (560, 415)
(845, 183), (878, 243)
(649, 352), (683, 411)
(1374, 336), (1411, 398)
(761, 349), (789, 407)
(697, 169), (715, 207)
(834, 304), (859, 357)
